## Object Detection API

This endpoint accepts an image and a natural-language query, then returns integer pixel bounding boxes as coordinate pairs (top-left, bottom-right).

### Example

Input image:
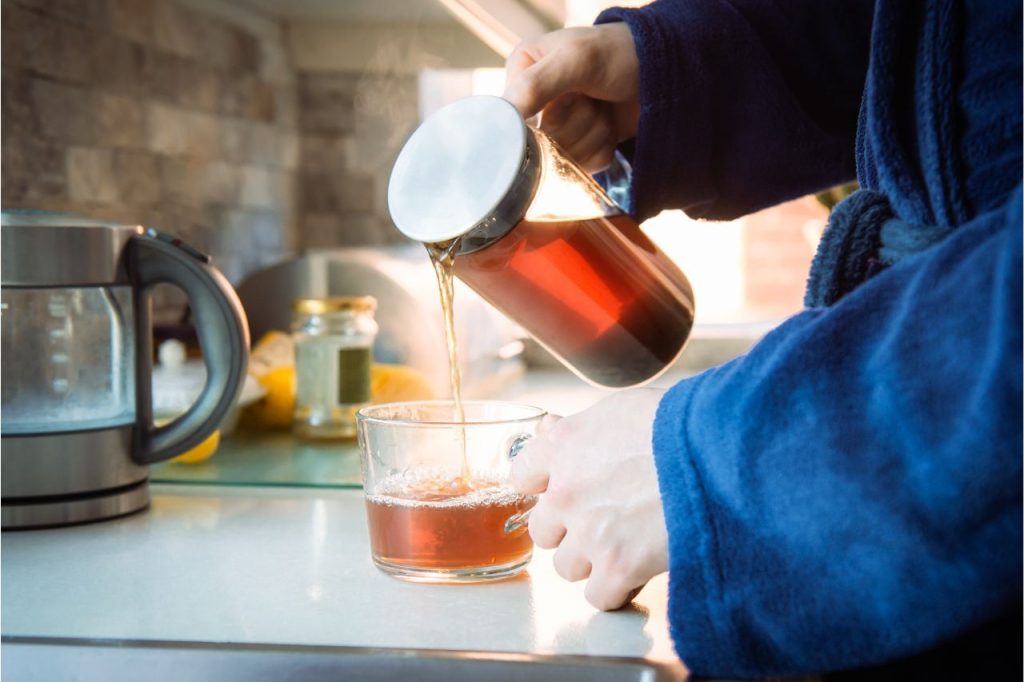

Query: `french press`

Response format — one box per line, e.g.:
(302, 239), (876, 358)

(388, 95), (694, 388)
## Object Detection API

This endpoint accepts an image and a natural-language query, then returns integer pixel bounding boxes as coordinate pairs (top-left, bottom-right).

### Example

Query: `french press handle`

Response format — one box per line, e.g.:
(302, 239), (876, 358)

(126, 231), (250, 465)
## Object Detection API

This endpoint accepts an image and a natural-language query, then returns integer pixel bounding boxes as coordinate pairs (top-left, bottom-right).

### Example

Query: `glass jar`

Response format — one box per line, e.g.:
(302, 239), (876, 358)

(291, 296), (378, 440)
(387, 96), (694, 389)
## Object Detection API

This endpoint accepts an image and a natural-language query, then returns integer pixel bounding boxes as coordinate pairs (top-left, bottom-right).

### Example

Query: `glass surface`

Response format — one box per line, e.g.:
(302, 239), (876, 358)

(151, 431), (364, 489)
(357, 400), (545, 582)
(1, 286), (135, 434)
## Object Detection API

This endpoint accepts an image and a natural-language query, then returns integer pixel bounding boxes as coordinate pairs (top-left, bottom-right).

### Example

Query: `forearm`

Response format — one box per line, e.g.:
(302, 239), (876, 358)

(652, 186), (1023, 676)
(598, 0), (874, 220)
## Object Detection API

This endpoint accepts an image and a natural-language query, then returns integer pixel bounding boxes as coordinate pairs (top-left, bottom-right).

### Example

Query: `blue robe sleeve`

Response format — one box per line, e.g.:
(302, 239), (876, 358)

(596, 0), (874, 221)
(652, 186), (1023, 677)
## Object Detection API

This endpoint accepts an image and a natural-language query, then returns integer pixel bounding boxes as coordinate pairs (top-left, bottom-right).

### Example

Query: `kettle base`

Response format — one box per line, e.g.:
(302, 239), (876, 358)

(1, 480), (150, 531)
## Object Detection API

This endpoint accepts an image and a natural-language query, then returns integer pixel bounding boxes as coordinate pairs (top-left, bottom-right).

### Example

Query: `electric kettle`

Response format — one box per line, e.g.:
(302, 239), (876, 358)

(1, 211), (249, 529)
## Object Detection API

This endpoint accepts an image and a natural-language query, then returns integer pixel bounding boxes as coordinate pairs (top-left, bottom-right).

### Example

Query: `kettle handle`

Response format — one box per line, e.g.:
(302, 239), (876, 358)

(127, 232), (250, 465)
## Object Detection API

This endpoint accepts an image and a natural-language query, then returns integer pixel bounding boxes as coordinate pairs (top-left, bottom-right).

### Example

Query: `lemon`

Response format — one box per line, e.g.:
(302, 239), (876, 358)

(171, 429), (221, 464)
(241, 365), (296, 430)
(371, 363), (435, 403)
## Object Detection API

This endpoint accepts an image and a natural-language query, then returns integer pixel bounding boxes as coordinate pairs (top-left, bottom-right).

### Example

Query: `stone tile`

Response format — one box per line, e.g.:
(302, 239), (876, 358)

(273, 84), (298, 128)
(152, 0), (202, 60)
(32, 78), (96, 143)
(238, 165), (276, 209)
(221, 75), (274, 120)
(145, 103), (218, 157)
(299, 173), (331, 213)
(248, 80), (276, 122)
(1, 135), (66, 203)
(300, 212), (340, 250)
(139, 51), (219, 111)
(91, 35), (144, 96)
(180, 110), (222, 157)
(201, 20), (260, 74)
(251, 209), (286, 251)
(299, 134), (350, 174)
(258, 41), (292, 87)
(11, 10), (96, 84)
(245, 123), (280, 165)
(42, 0), (108, 29)
(138, 49), (181, 103)
(300, 171), (375, 213)
(2, 67), (36, 138)
(298, 72), (359, 134)
(113, 149), (161, 203)
(158, 155), (205, 205)
(278, 132), (301, 170)
(107, 0), (154, 44)
(217, 118), (250, 162)
(219, 74), (249, 118)
(94, 92), (145, 148)
(66, 147), (117, 202)
(182, 64), (222, 112)
(219, 207), (285, 253)
(9, 0), (50, 11)
(334, 213), (387, 247)
(201, 160), (241, 204)
(1, 4), (39, 68)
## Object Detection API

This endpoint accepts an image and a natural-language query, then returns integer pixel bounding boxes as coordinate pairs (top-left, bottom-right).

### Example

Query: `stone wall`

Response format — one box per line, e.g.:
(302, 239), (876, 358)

(1, 0), (299, 322)
(296, 70), (419, 249)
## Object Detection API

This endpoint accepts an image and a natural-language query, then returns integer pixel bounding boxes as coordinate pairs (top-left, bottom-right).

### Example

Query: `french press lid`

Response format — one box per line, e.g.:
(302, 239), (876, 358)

(387, 96), (541, 252)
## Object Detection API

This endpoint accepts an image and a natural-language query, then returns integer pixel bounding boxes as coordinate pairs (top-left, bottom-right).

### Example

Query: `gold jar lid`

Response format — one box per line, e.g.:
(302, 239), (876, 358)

(292, 296), (377, 315)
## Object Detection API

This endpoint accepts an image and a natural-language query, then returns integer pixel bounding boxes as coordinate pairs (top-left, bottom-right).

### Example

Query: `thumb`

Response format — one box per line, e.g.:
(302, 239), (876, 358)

(503, 49), (588, 120)
(509, 413), (562, 494)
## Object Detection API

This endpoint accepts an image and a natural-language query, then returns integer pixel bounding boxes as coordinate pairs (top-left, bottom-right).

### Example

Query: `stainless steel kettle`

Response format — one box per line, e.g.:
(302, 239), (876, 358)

(0, 211), (249, 529)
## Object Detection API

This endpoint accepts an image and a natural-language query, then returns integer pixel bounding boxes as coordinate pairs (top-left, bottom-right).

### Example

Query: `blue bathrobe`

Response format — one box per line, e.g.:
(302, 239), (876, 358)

(596, 0), (1022, 677)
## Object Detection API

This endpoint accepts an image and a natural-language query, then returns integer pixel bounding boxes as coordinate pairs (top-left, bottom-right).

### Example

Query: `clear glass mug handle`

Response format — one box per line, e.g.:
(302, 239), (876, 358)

(504, 432), (534, 534)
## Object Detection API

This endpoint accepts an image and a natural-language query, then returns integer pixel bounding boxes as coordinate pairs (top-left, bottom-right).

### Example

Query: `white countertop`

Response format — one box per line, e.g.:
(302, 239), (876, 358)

(2, 483), (679, 666)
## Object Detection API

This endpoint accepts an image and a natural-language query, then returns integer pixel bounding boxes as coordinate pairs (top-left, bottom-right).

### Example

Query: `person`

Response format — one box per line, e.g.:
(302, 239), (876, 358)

(502, 0), (1022, 679)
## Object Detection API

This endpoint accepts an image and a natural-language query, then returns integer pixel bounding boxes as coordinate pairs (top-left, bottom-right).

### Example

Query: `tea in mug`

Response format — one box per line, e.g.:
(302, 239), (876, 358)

(365, 473), (535, 574)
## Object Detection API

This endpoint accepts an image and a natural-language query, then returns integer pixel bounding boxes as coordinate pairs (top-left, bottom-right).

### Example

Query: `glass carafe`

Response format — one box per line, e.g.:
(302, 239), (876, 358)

(1, 287), (135, 434)
(388, 96), (694, 388)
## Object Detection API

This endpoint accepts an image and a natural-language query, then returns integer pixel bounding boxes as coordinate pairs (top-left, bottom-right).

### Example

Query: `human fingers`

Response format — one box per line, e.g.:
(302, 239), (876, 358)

(505, 40), (541, 81)
(540, 95), (601, 150)
(566, 115), (616, 173)
(552, 534), (592, 582)
(504, 45), (593, 120)
(526, 493), (566, 549)
(584, 570), (646, 611)
(509, 414), (560, 494)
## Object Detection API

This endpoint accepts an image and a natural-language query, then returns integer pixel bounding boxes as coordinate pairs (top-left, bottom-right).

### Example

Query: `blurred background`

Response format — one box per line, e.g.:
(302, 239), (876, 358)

(1, 0), (828, 329)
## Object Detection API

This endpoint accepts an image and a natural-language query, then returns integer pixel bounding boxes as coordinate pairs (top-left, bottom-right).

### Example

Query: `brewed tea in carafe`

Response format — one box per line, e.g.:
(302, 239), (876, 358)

(388, 96), (694, 388)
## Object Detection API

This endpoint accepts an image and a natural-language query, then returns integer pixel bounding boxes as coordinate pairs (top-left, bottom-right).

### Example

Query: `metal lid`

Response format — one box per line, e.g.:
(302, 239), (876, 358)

(387, 96), (540, 247)
(292, 296), (378, 315)
(1, 210), (144, 287)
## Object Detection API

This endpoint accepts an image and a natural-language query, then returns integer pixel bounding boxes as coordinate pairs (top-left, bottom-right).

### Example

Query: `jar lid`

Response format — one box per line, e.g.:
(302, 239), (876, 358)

(387, 96), (539, 245)
(292, 296), (377, 314)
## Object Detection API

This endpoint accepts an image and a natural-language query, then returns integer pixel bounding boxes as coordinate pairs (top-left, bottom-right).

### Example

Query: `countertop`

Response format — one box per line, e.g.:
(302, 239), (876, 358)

(2, 369), (699, 675)
(1, 484), (679, 666)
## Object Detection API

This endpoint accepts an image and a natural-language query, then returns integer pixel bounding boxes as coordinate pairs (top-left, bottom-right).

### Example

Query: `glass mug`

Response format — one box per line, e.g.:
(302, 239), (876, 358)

(356, 400), (546, 582)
